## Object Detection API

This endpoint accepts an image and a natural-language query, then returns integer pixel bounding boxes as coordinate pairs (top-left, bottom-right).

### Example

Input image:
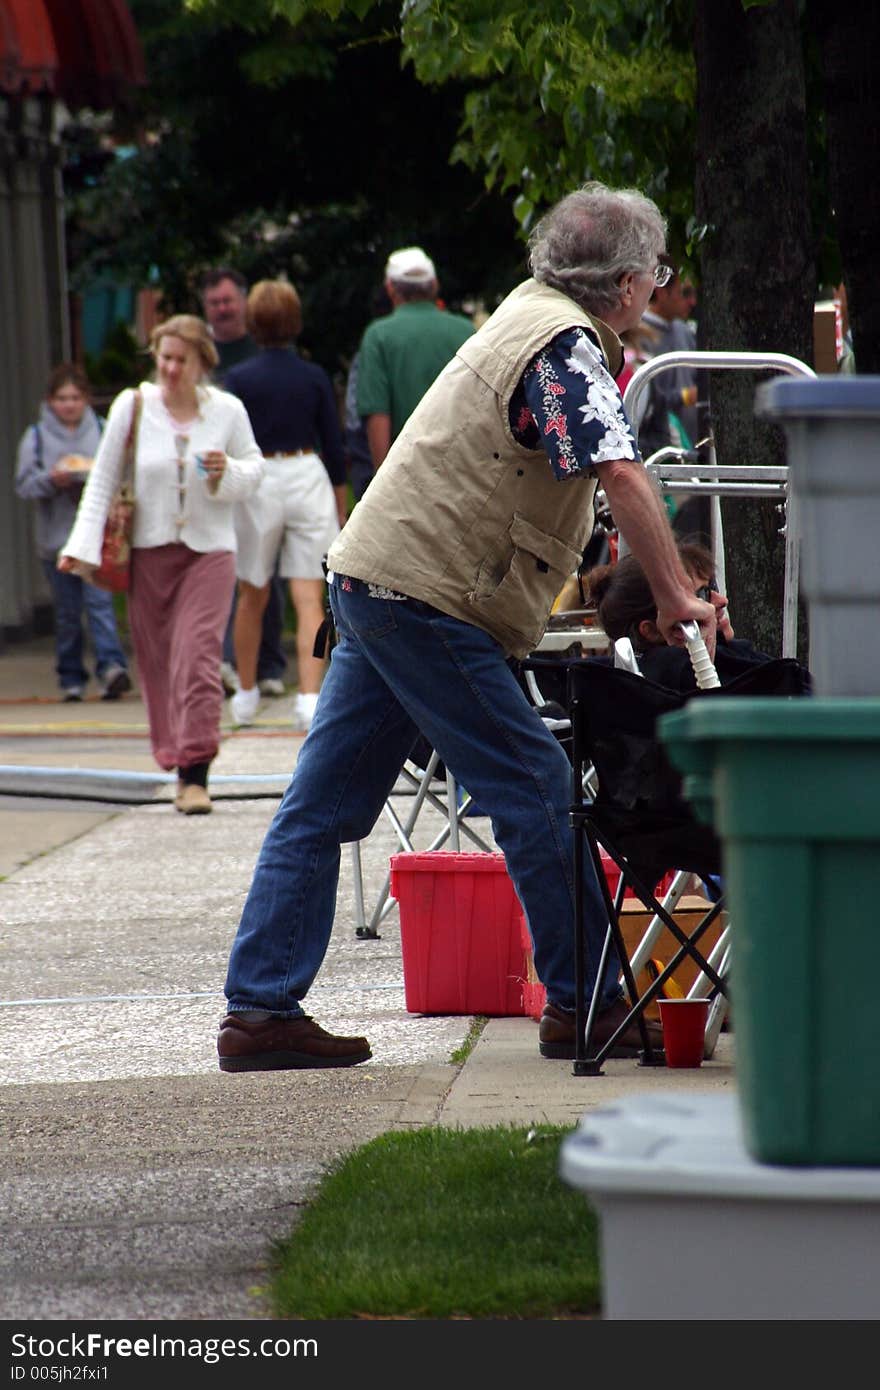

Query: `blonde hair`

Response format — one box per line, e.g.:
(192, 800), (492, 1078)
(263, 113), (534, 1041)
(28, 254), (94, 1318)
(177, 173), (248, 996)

(149, 314), (218, 373)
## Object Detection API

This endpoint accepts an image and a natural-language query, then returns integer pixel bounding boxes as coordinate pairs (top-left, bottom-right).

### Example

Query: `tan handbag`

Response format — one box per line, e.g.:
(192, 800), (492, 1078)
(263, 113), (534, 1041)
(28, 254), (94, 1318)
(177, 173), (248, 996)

(91, 389), (142, 593)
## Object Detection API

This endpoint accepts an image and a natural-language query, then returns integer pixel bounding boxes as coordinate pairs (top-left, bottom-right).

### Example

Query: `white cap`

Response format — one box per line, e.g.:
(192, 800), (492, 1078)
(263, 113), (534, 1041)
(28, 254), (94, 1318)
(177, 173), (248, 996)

(384, 246), (436, 286)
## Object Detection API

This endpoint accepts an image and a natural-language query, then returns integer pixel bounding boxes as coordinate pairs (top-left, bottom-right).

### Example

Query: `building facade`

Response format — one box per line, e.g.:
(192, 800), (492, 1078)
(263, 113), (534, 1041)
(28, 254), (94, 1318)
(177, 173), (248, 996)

(0, 0), (143, 640)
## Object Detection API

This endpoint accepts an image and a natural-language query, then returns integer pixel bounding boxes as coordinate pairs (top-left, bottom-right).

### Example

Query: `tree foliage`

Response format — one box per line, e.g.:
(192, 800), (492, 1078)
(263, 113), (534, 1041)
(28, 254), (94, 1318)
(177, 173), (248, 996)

(191, 0), (697, 252)
(400, 1), (695, 240)
(178, 0), (876, 659)
(65, 0), (525, 374)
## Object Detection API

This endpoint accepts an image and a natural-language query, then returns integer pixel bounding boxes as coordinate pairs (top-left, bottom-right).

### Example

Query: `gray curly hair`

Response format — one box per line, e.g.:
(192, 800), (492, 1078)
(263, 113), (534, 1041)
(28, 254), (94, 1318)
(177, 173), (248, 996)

(528, 182), (667, 319)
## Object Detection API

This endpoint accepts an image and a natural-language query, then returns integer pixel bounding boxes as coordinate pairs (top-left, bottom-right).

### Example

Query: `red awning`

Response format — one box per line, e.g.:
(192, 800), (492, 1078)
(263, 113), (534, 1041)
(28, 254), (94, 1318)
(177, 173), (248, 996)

(0, 0), (58, 95)
(0, 0), (145, 106)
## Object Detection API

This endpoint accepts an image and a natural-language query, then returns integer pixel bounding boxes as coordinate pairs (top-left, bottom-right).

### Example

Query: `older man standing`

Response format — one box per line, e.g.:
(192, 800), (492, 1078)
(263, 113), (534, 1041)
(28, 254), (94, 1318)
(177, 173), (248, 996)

(199, 268), (256, 380)
(218, 184), (715, 1073)
(356, 245), (474, 473)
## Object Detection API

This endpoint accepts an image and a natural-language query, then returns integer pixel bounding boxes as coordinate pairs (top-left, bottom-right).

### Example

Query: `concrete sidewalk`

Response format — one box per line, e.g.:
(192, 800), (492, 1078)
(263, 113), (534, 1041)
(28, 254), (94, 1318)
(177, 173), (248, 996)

(0, 633), (734, 1319)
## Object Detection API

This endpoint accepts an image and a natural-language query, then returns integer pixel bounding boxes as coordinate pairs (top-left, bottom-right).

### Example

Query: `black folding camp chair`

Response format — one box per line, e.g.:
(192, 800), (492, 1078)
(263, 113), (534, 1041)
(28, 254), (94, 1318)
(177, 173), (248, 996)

(564, 654), (809, 1074)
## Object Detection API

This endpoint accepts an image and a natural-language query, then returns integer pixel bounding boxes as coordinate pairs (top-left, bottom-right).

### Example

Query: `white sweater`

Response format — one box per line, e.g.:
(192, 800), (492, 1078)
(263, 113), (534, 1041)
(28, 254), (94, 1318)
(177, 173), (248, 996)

(62, 381), (264, 566)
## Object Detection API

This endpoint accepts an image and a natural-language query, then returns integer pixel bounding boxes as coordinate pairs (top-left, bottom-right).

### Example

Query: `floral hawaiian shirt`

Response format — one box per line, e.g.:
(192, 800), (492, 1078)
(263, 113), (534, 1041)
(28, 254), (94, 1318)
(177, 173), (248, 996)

(509, 325), (640, 475)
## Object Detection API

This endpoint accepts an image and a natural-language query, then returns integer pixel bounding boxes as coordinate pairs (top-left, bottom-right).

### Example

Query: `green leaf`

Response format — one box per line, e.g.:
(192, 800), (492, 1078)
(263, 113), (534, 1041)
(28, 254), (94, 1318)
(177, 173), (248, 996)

(513, 193), (534, 228)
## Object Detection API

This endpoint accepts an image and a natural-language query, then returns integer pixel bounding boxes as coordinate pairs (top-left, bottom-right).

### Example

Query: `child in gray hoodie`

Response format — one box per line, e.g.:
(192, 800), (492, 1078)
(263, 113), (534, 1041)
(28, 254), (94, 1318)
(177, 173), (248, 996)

(15, 363), (131, 701)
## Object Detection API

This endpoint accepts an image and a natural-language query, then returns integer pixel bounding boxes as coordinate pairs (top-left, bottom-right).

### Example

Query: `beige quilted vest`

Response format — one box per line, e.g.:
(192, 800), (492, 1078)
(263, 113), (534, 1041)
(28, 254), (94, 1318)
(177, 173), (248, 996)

(328, 278), (623, 657)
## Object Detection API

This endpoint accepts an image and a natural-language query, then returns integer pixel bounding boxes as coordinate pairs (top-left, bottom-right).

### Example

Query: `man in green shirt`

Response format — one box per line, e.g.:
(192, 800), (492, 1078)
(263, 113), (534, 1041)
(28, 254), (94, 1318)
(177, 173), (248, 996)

(356, 246), (474, 472)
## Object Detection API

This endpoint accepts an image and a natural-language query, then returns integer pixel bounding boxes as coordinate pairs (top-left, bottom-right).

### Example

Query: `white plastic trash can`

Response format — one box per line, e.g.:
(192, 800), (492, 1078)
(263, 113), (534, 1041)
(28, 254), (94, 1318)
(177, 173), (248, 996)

(559, 1093), (880, 1320)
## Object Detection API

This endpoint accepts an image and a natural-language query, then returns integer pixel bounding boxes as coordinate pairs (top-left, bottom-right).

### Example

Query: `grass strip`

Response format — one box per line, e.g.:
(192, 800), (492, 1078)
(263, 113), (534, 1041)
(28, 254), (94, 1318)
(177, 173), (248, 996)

(270, 1124), (600, 1319)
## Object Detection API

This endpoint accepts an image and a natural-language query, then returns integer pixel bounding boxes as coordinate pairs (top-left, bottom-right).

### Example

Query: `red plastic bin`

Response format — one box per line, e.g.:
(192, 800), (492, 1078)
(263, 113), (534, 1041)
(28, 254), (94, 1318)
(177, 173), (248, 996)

(390, 851), (526, 1016)
(600, 849), (676, 901)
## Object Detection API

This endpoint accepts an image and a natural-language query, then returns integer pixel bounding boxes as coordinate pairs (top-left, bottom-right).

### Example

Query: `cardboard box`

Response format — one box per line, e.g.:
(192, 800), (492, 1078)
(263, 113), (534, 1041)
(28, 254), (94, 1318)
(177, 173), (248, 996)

(813, 300), (843, 373)
(520, 894), (727, 1021)
(620, 895), (726, 1017)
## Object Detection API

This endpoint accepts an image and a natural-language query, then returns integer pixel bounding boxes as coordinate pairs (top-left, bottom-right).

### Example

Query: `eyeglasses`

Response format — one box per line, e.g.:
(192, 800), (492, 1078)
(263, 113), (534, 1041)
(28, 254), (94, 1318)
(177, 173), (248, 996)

(695, 580), (717, 602)
(653, 262), (674, 288)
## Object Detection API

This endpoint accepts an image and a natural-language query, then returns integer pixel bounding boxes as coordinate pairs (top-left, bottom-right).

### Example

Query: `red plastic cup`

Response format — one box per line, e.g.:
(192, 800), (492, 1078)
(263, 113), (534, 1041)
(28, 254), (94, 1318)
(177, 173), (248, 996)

(658, 998), (711, 1068)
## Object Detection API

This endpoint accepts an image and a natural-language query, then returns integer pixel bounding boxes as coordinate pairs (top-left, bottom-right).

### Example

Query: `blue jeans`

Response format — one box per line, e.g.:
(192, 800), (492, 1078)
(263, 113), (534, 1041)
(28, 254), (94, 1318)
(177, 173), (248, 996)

(42, 561), (128, 692)
(225, 578), (620, 1018)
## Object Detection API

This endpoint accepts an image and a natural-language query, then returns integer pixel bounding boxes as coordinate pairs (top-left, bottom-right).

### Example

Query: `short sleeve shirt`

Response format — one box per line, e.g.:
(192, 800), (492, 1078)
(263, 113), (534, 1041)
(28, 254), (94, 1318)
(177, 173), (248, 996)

(356, 302), (475, 437)
(509, 326), (641, 474)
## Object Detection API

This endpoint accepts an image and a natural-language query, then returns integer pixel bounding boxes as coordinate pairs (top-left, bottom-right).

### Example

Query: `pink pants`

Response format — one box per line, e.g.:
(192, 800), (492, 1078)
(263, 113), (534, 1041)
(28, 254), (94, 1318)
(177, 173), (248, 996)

(129, 544), (235, 772)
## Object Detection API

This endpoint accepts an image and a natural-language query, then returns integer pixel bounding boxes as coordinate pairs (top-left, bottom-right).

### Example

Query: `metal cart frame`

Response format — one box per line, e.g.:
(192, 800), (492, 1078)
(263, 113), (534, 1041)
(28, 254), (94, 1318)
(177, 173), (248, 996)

(623, 350), (816, 660)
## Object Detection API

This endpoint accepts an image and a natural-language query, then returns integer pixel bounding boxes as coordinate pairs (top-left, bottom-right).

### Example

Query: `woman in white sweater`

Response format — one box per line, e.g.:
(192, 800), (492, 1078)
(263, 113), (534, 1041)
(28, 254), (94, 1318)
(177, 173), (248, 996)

(60, 315), (264, 813)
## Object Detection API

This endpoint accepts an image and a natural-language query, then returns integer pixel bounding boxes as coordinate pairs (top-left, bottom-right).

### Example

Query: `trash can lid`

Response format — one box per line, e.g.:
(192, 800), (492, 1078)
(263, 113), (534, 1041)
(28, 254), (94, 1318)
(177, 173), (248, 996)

(756, 375), (880, 420)
(559, 1094), (880, 1200)
(659, 697), (880, 744)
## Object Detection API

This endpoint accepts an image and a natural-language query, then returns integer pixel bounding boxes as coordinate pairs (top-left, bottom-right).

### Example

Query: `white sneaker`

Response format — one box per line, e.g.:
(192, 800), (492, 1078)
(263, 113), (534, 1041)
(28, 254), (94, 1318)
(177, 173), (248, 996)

(293, 691), (320, 732)
(258, 677), (286, 697)
(231, 685), (261, 726)
(220, 662), (240, 695)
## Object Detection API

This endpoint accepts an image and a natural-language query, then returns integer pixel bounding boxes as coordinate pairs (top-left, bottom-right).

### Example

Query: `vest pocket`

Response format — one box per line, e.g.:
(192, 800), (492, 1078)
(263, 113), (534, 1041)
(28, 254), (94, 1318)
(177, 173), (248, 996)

(468, 514), (583, 646)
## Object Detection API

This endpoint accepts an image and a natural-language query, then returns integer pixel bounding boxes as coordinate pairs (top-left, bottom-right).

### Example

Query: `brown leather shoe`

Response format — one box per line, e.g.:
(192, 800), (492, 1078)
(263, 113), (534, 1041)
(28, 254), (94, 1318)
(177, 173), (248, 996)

(175, 783), (212, 815)
(538, 998), (663, 1060)
(218, 1013), (372, 1071)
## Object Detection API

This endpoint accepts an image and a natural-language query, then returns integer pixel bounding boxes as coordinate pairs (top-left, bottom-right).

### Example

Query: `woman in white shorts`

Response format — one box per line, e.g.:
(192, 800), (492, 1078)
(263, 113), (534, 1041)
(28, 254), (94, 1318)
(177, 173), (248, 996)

(223, 281), (348, 730)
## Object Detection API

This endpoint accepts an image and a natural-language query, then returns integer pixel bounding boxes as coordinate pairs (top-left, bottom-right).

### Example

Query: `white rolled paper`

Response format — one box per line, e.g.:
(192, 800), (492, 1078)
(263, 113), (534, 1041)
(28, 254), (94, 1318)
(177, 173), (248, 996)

(678, 621), (721, 690)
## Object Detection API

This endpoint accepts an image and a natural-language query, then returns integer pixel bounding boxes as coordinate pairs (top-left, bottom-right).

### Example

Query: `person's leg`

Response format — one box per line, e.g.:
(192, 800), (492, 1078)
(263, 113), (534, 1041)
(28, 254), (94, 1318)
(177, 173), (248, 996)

(257, 568), (287, 686)
(220, 590), (239, 694)
(224, 611), (420, 1019)
(81, 583), (130, 696)
(232, 463), (285, 720)
(278, 455), (339, 729)
(327, 581), (621, 1017)
(288, 577), (326, 695)
(167, 548), (236, 778)
(233, 581), (270, 694)
(42, 561), (87, 696)
(130, 544), (232, 782)
(222, 594), (237, 666)
(128, 547), (181, 769)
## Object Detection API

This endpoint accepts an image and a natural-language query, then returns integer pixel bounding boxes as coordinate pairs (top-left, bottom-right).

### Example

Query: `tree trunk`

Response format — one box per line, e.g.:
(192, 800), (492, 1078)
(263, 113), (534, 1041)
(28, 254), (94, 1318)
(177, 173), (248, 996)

(807, 0), (880, 372)
(694, 0), (814, 658)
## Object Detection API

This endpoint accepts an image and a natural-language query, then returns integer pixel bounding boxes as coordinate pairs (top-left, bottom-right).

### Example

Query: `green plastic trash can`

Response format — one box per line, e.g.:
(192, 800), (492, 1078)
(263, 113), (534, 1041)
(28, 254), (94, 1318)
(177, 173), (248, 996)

(660, 696), (880, 1167)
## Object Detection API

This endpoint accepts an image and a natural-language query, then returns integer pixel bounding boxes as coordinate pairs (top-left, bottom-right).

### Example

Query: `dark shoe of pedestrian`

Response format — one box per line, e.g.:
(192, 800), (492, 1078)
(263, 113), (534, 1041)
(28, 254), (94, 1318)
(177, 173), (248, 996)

(100, 665), (132, 700)
(538, 998), (663, 1060)
(61, 686), (83, 702)
(218, 1013), (372, 1071)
